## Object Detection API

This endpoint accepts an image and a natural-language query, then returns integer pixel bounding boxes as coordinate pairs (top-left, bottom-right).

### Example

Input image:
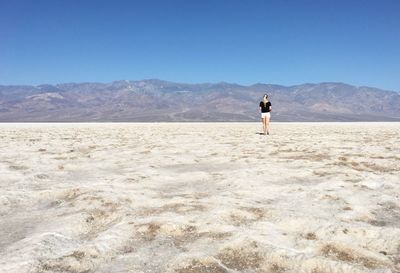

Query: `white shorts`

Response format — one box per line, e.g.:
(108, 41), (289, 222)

(261, 112), (270, 119)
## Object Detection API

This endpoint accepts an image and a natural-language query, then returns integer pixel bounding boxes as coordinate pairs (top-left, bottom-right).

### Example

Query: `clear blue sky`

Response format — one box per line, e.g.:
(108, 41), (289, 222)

(1, 0), (399, 90)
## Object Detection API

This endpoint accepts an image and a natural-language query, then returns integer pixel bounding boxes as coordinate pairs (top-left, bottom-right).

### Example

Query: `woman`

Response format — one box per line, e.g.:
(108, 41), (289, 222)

(259, 94), (272, 135)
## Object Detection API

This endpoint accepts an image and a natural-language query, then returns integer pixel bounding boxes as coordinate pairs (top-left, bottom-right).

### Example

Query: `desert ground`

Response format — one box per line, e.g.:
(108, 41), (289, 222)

(0, 122), (399, 273)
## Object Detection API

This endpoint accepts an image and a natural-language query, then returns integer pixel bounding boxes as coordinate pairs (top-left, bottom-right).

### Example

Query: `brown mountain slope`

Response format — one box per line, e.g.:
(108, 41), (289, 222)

(0, 80), (399, 121)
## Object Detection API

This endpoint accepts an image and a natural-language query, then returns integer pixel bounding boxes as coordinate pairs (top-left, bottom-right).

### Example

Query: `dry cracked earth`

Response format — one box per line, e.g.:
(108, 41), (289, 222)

(0, 122), (399, 273)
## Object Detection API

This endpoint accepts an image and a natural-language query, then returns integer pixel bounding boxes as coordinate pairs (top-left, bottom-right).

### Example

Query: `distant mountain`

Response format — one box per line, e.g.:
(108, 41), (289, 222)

(0, 80), (399, 121)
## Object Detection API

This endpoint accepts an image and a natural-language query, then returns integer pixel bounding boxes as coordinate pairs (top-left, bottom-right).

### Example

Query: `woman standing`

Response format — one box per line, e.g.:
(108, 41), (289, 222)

(259, 94), (272, 135)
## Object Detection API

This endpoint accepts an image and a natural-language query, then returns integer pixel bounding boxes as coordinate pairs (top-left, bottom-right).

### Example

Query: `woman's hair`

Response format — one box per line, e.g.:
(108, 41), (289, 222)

(263, 94), (268, 106)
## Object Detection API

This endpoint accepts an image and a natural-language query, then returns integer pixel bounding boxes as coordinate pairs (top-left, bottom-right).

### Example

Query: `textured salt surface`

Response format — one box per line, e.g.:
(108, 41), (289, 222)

(0, 122), (399, 273)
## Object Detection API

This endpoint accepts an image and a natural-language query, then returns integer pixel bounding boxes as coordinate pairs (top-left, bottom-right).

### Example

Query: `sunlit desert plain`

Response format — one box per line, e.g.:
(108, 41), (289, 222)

(0, 122), (399, 273)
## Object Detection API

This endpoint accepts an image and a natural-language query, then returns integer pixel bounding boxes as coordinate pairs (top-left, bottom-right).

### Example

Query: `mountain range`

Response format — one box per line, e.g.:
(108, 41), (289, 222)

(0, 80), (399, 122)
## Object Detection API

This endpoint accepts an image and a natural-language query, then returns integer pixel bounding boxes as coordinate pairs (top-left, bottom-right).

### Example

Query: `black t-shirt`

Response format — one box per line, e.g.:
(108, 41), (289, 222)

(259, 101), (271, 113)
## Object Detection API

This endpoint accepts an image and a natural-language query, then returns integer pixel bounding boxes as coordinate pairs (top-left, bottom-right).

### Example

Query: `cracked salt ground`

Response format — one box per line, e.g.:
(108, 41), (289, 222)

(0, 122), (399, 273)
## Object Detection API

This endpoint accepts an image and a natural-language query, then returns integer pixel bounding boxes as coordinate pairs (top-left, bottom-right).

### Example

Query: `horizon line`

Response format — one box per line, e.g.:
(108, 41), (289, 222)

(0, 79), (398, 92)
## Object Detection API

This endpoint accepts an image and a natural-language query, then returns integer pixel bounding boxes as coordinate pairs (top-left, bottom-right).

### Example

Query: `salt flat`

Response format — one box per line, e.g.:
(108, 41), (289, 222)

(0, 122), (399, 273)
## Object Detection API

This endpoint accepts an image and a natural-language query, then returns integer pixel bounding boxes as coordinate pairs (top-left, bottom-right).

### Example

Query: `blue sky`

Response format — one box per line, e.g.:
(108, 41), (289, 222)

(1, 0), (399, 90)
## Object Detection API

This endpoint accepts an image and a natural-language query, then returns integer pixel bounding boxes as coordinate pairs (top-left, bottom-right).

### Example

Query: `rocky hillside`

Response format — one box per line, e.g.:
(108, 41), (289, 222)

(0, 80), (399, 121)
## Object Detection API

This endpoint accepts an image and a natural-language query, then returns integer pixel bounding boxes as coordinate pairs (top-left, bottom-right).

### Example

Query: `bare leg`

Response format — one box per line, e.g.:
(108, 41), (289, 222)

(263, 118), (267, 134)
(265, 117), (270, 134)
(261, 118), (265, 134)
